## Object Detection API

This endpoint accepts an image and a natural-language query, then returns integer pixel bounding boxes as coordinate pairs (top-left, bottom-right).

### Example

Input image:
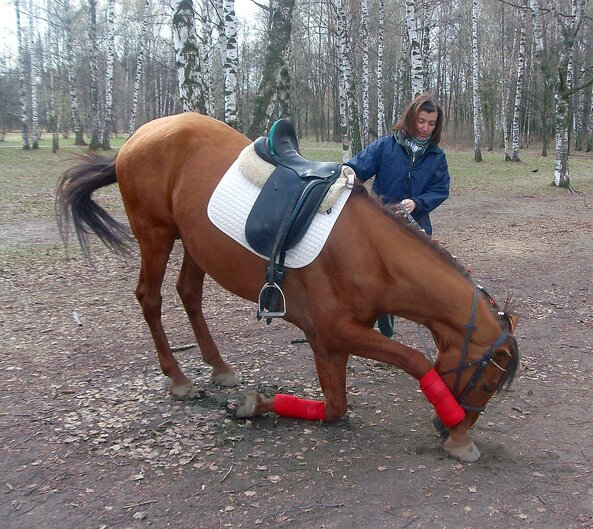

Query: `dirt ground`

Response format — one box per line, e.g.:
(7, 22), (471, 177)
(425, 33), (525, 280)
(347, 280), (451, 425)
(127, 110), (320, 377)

(1, 184), (592, 529)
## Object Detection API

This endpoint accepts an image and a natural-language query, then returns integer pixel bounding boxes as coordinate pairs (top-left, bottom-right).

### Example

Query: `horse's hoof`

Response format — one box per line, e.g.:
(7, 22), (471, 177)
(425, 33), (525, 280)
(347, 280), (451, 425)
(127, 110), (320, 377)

(236, 391), (262, 419)
(443, 437), (481, 462)
(170, 381), (200, 399)
(212, 370), (240, 387)
(432, 415), (450, 439)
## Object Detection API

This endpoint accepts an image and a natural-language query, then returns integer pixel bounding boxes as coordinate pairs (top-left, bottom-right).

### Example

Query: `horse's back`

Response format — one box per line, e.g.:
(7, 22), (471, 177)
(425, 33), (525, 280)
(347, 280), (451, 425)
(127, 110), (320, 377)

(115, 113), (250, 234)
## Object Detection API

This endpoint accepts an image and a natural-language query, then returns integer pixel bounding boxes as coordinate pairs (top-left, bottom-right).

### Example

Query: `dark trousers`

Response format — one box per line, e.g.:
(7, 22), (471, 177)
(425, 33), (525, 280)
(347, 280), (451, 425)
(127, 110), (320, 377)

(377, 313), (395, 338)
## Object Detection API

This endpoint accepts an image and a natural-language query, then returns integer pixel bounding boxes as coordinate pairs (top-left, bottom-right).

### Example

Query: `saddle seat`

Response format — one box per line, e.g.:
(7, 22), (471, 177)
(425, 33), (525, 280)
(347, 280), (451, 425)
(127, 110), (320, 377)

(244, 118), (346, 322)
(253, 118), (340, 180)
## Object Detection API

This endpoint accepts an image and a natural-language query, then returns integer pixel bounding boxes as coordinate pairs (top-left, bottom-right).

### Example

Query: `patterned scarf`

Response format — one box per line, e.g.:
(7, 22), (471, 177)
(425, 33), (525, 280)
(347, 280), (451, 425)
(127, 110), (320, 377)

(404, 135), (432, 153)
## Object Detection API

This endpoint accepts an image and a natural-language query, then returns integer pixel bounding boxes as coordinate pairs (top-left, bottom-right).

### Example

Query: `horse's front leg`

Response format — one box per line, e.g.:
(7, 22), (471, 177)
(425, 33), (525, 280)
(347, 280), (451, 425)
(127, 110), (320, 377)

(337, 323), (480, 461)
(236, 339), (348, 422)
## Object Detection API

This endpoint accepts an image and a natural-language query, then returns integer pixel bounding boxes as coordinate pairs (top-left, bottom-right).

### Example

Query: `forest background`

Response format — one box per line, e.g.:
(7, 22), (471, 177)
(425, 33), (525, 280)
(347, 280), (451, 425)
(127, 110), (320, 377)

(1, 0), (592, 190)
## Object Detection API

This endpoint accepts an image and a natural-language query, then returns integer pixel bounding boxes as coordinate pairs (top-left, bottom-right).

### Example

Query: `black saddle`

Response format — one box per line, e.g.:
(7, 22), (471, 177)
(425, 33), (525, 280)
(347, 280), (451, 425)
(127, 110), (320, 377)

(244, 118), (343, 322)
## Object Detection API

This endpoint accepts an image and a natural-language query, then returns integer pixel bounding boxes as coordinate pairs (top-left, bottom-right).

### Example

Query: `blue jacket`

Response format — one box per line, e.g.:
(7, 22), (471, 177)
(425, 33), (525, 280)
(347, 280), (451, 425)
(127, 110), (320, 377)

(346, 132), (450, 235)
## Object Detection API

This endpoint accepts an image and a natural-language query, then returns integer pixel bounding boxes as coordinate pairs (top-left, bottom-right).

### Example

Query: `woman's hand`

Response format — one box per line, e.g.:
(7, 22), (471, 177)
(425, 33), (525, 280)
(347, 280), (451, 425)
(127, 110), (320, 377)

(400, 199), (416, 213)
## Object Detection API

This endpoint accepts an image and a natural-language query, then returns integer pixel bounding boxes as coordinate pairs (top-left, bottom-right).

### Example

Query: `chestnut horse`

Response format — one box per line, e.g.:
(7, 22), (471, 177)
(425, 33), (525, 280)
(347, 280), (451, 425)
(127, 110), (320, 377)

(56, 113), (519, 461)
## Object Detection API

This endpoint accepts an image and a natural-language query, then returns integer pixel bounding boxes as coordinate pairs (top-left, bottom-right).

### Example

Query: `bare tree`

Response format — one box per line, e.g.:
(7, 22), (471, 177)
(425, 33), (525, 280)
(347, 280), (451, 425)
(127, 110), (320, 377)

(377, 0), (386, 138)
(405, 0), (423, 97)
(88, 0), (101, 150)
(529, 0), (593, 189)
(247, 0), (295, 139)
(471, 0), (482, 162)
(14, 0), (30, 150)
(129, 0), (150, 136)
(171, 0), (206, 113)
(511, 2), (527, 162)
(101, 0), (115, 149)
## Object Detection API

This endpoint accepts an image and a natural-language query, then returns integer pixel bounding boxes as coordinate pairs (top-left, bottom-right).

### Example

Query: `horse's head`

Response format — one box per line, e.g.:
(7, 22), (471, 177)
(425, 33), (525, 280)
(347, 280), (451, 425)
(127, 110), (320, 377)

(433, 288), (520, 433)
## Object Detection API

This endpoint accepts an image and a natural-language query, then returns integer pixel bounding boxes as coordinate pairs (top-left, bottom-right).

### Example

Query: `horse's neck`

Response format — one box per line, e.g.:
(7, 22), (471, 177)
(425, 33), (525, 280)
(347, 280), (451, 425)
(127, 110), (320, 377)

(361, 198), (500, 344)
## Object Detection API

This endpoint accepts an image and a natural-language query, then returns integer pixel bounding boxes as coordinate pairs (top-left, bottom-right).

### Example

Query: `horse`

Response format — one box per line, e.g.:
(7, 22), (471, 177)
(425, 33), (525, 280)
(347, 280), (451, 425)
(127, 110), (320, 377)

(56, 112), (519, 462)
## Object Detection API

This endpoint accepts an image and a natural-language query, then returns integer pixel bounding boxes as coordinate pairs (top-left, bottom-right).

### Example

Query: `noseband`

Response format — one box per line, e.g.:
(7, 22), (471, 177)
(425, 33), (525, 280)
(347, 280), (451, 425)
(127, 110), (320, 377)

(437, 285), (510, 413)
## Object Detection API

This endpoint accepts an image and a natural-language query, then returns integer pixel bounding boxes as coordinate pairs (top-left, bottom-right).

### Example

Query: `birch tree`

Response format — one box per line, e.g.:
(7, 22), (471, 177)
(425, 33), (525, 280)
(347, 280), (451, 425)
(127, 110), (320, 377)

(361, 0), (369, 146)
(171, 0), (206, 113)
(222, 0), (239, 127)
(46, 0), (59, 152)
(511, 3), (527, 161)
(529, 0), (593, 189)
(101, 0), (115, 149)
(88, 0), (101, 150)
(15, 0), (30, 150)
(377, 0), (386, 137)
(199, 0), (214, 116)
(64, 0), (85, 145)
(405, 0), (423, 97)
(471, 0), (482, 162)
(246, 0), (295, 139)
(129, 0), (150, 135)
(28, 0), (40, 149)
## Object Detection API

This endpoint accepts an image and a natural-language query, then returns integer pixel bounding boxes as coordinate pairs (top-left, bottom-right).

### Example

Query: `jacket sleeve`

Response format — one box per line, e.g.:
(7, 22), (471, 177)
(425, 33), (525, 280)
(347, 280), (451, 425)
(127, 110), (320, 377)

(345, 140), (381, 183)
(413, 154), (450, 215)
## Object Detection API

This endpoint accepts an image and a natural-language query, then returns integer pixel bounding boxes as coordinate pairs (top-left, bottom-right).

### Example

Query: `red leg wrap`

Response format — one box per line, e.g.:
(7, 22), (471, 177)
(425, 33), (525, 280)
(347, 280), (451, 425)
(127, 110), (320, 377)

(273, 394), (326, 421)
(419, 368), (465, 428)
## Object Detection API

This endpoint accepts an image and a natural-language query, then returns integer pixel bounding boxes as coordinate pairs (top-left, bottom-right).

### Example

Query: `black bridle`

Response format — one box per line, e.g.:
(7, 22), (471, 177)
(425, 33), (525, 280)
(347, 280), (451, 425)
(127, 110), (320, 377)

(393, 202), (514, 413)
(437, 285), (510, 413)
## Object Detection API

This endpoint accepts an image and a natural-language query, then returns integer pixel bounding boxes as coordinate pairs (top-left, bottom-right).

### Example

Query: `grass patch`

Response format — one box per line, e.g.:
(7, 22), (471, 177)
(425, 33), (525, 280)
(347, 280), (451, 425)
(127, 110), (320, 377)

(300, 139), (593, 195)
(0, 132), (591, 226)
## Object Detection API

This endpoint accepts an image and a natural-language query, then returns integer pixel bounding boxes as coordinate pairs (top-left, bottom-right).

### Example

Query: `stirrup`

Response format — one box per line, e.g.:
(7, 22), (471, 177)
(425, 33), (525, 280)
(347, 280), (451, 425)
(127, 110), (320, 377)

(257, 282), (287, 319)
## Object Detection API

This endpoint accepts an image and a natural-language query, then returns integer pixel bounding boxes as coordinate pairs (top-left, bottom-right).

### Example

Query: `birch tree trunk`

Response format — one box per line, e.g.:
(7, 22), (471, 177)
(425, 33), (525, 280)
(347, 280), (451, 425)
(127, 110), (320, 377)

(405, 0), (423, 97)
(88, 0), (101, 151)
(361, 0), (369, 146)
(587, 83), (593, 151)
(511, 3), (526, 161)
(575, 64), (585, 150)
(336, 0), (350, 161)
(246, 0), (295, 139)
(64, 0), (85, 145)
(200, 0), (214, 116)
(471, 0), (482, 162)
(337, 2), (362, 156)
(377, 0), (386, 137)
(46, 0), (59, 152)
(222, 0), (238, 127)
(529, 0), (592, 189)
(171, 0), (206, 113)
(28, 0), (39, 149)
(15, 0), (30, 150)
(129, 0), (150, 135)
(101, 0), (116, 149)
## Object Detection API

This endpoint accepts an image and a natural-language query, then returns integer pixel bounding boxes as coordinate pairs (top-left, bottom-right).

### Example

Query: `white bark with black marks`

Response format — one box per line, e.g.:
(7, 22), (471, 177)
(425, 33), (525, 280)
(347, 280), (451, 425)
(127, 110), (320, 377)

(471, 0), (482, 162)
(129, 0), (150, 136)
(405, 0), (423, 98)
(101, 0), (115, 149)
(511, 3), (526, 162)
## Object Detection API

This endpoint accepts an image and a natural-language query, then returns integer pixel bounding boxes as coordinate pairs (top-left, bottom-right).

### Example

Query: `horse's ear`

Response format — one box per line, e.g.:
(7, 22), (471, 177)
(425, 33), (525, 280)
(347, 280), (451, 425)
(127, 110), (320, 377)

(506, 313), (519, 333)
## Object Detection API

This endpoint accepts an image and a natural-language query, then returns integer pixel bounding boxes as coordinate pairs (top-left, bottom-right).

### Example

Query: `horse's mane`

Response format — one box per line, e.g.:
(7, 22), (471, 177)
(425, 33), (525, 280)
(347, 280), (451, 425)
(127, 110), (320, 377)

(351, 183), (473, 282)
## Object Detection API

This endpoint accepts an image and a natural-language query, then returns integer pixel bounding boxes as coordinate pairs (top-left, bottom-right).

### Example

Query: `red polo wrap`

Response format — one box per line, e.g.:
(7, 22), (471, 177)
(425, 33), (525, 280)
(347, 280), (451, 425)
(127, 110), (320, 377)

(273, 394), (326, 421)
(419, 368), (465, 428)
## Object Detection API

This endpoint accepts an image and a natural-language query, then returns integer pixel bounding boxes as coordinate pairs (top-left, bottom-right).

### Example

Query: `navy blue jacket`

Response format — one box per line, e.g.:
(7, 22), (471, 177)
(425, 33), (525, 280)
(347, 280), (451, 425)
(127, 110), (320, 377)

(346, 133), (450, 235)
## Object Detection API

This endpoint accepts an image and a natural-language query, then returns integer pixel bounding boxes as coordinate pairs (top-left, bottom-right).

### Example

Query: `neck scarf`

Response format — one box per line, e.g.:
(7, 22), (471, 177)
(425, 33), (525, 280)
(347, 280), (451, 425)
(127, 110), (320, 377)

(404, 135), (432, 153)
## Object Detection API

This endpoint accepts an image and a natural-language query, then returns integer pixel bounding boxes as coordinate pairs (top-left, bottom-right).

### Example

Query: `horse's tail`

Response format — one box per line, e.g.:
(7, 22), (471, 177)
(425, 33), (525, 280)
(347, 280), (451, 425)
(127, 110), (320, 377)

(56, 151), (135, 257)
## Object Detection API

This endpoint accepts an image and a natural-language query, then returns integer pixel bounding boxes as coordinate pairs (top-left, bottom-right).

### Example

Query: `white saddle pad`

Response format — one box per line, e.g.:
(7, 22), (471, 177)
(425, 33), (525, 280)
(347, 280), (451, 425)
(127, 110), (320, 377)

(207, 156), (353, 268)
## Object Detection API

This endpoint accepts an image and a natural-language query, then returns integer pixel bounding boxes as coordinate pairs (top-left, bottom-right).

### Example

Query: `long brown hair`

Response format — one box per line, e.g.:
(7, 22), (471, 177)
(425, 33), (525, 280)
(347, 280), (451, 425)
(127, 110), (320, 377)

(392, 93), (444, 145)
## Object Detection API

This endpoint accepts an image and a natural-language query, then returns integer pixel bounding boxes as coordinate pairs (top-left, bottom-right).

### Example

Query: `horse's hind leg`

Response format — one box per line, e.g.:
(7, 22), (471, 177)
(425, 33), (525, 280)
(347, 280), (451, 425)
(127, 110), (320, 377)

(176, 250), (239, 386)
(136, 237), (196, 398)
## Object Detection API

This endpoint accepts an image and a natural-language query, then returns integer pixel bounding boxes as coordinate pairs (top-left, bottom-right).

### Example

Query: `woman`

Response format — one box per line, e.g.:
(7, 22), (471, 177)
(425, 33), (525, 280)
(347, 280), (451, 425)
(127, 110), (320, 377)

(346, 92), (451, 339)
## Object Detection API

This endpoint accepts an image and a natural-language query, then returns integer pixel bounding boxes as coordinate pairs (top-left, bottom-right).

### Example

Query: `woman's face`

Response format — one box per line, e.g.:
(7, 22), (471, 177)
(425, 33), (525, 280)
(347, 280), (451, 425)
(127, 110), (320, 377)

(414, 110), (438, 139)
